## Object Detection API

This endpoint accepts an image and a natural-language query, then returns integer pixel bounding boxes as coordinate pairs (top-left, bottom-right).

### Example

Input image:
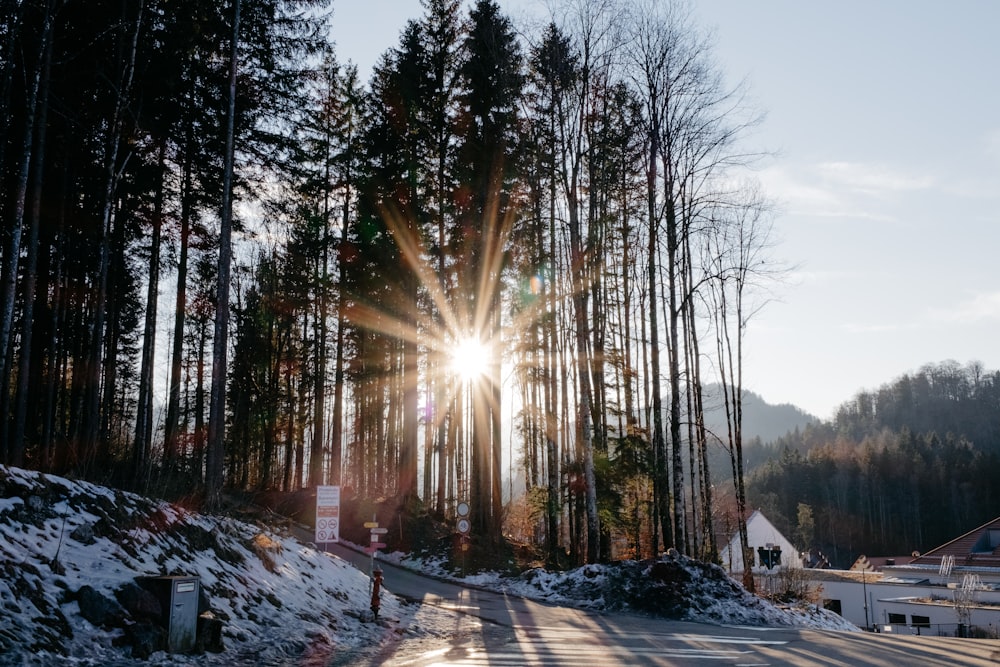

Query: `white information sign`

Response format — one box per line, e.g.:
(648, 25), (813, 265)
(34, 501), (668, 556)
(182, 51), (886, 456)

(315, 485), (341, 543)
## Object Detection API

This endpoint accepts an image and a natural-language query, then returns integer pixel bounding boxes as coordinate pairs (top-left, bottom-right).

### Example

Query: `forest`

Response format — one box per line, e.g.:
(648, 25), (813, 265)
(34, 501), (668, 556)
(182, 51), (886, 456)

(13, 0), (989, 580)
(745, 360), (1000, 568)
(0, 0), (778, 575)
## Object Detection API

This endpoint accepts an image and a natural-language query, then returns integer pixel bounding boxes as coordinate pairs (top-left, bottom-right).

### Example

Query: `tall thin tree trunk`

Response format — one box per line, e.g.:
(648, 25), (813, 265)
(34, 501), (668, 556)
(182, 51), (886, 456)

(330, 196), (347, 486)
(646, 129), (669, 553)
(164, 113), (196, 474)
(1, 0), (52, 459)
(310, 203), (329, 489)
(664, 194), (686, 554)
(39, 166), (69, 471)
(10, 11), (53, 465)
(206, 0), (240, 510)
(132, 141), (167, 491)
(81, 0), (144, 473)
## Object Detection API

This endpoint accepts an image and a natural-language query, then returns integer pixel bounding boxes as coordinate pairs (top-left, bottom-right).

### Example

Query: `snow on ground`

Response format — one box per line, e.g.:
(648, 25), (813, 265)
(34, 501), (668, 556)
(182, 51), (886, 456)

(0, 465), (416, 666)
(379, 549), (859, 632)
(0, 465), (855, 666)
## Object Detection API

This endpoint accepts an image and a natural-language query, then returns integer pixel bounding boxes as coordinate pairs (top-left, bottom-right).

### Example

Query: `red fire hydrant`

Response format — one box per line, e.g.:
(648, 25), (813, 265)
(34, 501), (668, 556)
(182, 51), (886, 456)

(370, 566), (383, 619)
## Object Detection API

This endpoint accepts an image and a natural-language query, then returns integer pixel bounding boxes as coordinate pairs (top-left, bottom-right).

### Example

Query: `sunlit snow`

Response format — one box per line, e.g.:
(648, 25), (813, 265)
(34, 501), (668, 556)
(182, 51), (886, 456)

(0, 465), (855, 666)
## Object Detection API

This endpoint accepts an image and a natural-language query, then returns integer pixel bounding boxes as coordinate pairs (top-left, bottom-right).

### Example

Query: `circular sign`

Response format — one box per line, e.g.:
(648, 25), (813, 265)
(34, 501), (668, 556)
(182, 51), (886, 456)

(456, 502), (470, 517)
(457, 518), (471, 534)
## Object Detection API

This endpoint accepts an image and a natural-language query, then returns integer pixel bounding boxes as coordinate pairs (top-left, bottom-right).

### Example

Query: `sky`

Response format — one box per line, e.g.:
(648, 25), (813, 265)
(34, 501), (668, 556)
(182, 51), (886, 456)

(328, 0), (1000, 421)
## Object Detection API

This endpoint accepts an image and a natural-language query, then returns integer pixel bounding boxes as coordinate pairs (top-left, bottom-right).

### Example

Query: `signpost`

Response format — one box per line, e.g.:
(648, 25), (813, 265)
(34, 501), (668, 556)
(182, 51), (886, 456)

(366, 526), (388, 554)
(456, 500), (470, 572)
(314, 486), (341, 544)
(365, 515), (386, 589)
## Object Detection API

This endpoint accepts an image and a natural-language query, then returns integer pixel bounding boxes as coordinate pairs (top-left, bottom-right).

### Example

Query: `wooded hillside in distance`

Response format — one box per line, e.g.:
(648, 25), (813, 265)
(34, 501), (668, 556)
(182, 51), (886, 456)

(746, 360), (1000, 567)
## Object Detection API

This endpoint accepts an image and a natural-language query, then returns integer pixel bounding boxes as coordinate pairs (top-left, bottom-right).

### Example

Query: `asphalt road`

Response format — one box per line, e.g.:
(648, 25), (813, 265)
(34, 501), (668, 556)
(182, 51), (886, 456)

(309, 537), (1000, 666)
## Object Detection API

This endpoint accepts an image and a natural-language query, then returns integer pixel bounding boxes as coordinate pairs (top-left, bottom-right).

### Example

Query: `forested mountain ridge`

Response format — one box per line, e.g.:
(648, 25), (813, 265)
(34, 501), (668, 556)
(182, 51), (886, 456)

(703, 385), (817, 447)
(744, 360), (1000, 568)
(831, 360), (1000, 450)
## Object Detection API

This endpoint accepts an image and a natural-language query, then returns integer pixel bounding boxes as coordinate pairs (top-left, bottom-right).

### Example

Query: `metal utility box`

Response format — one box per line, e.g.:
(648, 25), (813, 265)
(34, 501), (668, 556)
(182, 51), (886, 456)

(139, 576), (200, 653)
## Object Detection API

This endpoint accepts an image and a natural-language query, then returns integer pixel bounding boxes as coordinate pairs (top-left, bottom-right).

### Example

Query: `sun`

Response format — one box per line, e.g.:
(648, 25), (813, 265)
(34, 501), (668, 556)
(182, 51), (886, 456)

(450, 336), (489, 383)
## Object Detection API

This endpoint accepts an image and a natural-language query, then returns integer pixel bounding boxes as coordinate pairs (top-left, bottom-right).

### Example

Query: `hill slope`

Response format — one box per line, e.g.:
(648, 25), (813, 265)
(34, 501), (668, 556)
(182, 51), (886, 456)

(0, 465), (853, 665)
(702, 385), (817, 446)
(0, 465), (407, 665)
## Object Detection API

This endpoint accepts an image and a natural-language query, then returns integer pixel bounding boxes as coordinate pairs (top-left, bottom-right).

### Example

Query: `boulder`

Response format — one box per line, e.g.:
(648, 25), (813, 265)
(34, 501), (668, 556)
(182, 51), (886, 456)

(124, 622), (166, 659)
(76, 585), (125, 627)
(115, 582), (162, 622)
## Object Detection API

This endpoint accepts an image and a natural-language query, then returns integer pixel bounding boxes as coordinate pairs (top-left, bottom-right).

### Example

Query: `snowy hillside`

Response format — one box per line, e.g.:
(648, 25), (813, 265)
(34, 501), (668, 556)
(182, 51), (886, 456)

(0, 465), (855, 665)
(0, 465), (411, 666)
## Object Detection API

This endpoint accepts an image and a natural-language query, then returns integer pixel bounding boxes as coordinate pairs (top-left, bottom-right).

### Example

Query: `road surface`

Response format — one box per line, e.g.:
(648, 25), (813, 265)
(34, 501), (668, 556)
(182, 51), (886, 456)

(310, 538), (1000, 666)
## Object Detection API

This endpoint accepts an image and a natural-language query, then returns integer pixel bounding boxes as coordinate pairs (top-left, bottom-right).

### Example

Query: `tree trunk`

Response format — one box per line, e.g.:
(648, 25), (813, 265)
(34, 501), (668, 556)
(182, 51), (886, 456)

(10, 10), (53, 465)
(206, 0), (240, 510)
(164, 113), (196, 474)
(81, 0), (144, 473)
(1, 0), (52, 460)
(132, 141), (166, 491)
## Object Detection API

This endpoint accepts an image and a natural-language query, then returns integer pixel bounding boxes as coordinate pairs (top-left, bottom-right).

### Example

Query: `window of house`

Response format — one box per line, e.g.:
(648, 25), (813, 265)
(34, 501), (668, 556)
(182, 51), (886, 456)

(911, 615), (930, 628)
(887, 613), (906, 625)
(823, 599), (842, 615)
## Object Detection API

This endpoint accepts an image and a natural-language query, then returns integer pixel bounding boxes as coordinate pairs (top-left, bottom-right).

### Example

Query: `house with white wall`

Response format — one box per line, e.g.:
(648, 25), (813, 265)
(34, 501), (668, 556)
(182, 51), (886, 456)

(719, 510), (801, 575)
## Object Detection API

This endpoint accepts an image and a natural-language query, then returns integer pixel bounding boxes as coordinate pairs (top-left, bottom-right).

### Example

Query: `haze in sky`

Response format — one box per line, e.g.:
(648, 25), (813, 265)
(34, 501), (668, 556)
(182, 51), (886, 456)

(329, 0), (1000, 420)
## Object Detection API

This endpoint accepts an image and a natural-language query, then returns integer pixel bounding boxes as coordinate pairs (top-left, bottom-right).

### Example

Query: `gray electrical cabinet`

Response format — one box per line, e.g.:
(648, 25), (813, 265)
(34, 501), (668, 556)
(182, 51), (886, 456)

(139, 576), (200, 653)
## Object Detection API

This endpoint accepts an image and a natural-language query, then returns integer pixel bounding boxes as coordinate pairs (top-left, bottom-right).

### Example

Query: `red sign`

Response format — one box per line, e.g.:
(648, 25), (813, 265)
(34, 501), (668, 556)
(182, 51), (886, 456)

(370, 542), (387, 550)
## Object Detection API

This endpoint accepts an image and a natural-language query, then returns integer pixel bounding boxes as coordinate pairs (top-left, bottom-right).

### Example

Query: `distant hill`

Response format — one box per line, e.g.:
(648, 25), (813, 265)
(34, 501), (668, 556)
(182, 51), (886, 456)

(702, 384), (818, 446)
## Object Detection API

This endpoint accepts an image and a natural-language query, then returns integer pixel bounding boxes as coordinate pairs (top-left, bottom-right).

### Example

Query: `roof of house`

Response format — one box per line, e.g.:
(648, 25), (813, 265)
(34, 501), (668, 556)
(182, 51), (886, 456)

(717, 509), (795, 551)
(849, 555), (915, 572)
(909, 515), (1000, 569)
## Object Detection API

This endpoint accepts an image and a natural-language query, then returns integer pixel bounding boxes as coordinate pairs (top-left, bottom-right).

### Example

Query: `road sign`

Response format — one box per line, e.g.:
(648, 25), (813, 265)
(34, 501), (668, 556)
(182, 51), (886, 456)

(370, 527), (388, 535)
(315, 486), (341, 543)
(371, 533), (385, 542)
(370, 542), (387, 550)
(364, 521), (379, 529)
(456, 501), (470, 517)
(457, 518), (471, 534)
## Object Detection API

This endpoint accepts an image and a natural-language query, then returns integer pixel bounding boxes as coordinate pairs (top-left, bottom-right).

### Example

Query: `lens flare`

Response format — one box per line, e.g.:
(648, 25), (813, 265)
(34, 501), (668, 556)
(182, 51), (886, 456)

(451, 337), (489, 383)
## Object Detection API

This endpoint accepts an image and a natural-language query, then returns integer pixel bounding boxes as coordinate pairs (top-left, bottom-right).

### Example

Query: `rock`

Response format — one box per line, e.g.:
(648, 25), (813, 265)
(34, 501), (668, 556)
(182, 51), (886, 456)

(124, 622), (166, 659)
(48, 557), (65, 575)
(115, 582), (162, 622)
(76, 585), (125, 628)
(70, 522), (96, 545)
